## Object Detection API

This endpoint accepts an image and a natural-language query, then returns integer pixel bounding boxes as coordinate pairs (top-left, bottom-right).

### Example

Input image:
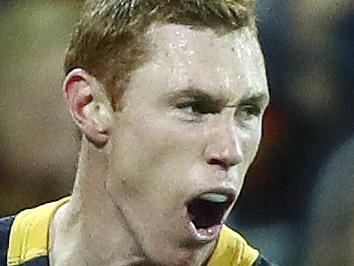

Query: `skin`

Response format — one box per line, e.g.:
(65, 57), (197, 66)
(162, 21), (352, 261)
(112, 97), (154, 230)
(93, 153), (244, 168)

(50, 23), (269, 266)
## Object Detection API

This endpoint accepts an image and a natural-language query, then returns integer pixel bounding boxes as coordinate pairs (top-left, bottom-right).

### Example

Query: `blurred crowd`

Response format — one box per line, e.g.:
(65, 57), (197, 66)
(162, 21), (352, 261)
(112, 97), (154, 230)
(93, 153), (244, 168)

(0, 1), (353, 265)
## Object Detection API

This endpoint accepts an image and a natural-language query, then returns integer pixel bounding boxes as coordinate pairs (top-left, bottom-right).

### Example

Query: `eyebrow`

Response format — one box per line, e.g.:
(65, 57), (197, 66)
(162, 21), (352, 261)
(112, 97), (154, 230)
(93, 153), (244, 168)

(166, 88), (269, 107)
(227, 91), (270, 108)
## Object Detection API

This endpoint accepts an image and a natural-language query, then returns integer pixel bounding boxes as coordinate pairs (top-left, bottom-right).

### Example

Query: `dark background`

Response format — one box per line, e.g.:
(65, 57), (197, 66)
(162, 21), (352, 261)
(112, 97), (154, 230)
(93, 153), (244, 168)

(1, 1), (353, 265)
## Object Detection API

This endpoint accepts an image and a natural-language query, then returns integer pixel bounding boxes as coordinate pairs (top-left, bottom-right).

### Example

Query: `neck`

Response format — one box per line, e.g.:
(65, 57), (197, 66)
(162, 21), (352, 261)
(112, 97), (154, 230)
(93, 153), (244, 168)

(49, 139), (148, 266)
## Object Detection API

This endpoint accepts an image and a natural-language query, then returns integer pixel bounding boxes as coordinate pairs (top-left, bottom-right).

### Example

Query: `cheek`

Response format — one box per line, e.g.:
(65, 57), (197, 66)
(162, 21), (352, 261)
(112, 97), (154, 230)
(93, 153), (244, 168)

(241, 126), (262, 168)
(108, 112), (200, 199)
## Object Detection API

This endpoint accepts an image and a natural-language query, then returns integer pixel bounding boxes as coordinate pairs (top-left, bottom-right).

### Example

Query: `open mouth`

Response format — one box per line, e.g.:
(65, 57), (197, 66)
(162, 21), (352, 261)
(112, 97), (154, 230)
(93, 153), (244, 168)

(186, 191), (234, 239)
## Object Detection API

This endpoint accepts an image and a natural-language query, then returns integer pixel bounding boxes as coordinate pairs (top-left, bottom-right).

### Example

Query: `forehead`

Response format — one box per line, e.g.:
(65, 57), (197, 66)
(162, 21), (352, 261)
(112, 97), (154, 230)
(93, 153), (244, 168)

(133, 23), (268, 100)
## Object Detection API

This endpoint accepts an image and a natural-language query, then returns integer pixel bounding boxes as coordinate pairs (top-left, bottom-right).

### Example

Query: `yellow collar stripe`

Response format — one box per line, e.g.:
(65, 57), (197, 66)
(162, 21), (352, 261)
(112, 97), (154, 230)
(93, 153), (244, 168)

(7, 197), (70, 266)
(207, 226), (259, 266)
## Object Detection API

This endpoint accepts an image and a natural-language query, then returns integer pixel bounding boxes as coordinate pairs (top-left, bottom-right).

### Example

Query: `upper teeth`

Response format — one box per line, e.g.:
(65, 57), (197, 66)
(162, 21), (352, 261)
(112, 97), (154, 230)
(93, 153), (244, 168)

(199, 193), (228, 203)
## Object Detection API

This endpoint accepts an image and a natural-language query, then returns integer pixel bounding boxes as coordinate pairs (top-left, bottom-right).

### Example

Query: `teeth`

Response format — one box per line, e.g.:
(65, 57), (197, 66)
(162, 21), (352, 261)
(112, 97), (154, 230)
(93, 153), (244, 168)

(199, 193), (228, 203)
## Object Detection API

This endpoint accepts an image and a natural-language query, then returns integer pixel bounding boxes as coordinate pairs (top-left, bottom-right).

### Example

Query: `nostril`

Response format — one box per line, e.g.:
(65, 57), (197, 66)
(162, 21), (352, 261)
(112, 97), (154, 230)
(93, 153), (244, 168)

(208, 158), (229, 170)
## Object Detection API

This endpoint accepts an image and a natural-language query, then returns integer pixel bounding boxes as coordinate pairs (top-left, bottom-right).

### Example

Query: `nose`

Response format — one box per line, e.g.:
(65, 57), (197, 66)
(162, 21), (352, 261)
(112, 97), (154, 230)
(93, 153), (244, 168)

(203, 121), (243, 170)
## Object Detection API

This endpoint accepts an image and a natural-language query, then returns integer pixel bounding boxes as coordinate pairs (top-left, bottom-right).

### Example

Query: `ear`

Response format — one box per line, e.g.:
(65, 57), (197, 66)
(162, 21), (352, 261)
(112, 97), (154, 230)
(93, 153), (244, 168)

(63, 69), (114, 147)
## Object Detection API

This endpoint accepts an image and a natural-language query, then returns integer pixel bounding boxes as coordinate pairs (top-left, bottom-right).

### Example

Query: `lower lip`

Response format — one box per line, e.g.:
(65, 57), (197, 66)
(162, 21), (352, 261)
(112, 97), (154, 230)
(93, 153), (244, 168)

(187, 220), (222, 242)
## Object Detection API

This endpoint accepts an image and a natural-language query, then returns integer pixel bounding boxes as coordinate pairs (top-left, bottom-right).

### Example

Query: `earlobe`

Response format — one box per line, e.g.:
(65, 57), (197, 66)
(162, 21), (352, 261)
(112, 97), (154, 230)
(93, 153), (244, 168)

(63, 69), (114, 146)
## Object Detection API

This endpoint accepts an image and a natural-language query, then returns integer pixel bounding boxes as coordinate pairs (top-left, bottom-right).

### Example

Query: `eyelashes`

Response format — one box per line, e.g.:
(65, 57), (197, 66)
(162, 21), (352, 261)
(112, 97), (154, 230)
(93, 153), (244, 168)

(176, 101), (220, 115)
(175, 100), (262, 125)
(238, 102), (261, 117)
(176, 100), (261, 115)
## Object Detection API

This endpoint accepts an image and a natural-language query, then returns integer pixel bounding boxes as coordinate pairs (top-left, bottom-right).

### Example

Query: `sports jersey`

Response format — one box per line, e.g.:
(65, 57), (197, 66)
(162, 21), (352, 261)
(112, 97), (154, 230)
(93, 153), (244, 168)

(0, 198), (277, 266)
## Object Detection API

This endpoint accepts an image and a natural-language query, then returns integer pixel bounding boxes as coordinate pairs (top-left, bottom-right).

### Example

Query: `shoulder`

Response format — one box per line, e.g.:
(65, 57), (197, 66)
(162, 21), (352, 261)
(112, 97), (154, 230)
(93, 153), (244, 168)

(207, 225), (279, 266)
(0, 198), (70, 266)
(0, 216), (15, 266)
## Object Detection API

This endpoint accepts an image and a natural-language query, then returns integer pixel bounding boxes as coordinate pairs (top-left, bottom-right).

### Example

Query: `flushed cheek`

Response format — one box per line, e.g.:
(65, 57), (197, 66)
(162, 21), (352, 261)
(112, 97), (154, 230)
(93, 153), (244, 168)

(135, 114), (196, 160)
(113, 112), (200, 198)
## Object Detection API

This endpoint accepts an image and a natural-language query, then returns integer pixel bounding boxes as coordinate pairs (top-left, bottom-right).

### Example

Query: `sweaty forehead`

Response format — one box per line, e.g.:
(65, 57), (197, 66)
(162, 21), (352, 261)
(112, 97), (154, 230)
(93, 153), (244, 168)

(145, 22), (262, 61)
(142, 23), (267, 95)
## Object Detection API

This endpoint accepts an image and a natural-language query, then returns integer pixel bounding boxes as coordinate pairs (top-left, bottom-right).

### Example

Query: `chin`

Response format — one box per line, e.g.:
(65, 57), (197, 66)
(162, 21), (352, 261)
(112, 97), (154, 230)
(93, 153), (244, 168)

(144, 240), (212, 266)
(150, 253), (196, 266)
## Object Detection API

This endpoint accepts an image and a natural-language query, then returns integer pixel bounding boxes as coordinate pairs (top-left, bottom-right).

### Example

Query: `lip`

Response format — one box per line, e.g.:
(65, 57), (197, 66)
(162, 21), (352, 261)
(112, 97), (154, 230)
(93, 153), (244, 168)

(186, 218), (223, 242)
(184, 187), (237, 242)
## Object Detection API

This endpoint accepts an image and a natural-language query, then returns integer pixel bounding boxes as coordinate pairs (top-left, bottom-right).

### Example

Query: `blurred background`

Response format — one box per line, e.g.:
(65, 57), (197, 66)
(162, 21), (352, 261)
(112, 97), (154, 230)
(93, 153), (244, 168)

(0, 0), (353, 265)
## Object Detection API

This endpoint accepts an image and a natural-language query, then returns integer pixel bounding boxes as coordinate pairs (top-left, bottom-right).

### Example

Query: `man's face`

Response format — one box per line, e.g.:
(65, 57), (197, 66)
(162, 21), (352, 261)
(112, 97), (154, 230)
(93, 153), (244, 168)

(105, 23), (269, 265)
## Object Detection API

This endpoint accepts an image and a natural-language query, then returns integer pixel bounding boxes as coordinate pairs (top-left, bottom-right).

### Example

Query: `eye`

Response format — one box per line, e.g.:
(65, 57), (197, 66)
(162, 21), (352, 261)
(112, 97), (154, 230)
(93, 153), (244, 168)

(176, 101), (219, 115)
(239, 103), (261, 117)
(235, 102), (262, 127)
